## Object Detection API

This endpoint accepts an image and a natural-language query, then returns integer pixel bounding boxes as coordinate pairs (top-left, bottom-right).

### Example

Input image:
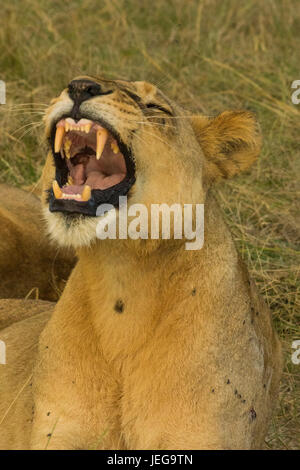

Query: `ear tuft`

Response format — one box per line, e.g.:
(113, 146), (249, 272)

(191, 111), (262, 185)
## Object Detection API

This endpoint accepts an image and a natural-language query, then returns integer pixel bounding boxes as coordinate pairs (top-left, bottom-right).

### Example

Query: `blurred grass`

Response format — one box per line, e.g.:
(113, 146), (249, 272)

(0, 0), (299, 449)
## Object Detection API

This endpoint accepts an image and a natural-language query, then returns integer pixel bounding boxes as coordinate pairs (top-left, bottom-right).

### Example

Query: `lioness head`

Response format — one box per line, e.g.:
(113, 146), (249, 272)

(42, 75), (261, 249)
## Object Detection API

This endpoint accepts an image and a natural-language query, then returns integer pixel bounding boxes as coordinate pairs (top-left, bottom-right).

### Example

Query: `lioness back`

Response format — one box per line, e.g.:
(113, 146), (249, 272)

(0, 184), (74, 301)
(0, 299), (53, 450)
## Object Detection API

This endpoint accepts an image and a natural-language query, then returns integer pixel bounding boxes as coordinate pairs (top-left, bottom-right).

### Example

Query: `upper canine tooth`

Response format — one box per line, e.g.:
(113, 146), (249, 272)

(111, 141), (119, 154)
(81, 185), (91, 201)
(96, 129), (108, 160)
(52, 180), (62, 199)
(54, 126), (65, 153)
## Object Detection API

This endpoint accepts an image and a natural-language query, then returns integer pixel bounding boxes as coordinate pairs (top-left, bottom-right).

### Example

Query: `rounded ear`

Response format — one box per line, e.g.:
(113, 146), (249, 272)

(191, 111), (262, 186)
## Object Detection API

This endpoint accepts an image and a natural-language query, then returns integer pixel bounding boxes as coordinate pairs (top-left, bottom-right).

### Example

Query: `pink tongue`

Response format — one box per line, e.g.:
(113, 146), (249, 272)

(85, 171), (106, 187)
(70, 164), (85, 185)
(62, 185), (84, 195)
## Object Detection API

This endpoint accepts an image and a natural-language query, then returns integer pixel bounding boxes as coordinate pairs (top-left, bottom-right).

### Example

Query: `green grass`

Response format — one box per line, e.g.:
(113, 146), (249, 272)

(0, 0), (299, 449)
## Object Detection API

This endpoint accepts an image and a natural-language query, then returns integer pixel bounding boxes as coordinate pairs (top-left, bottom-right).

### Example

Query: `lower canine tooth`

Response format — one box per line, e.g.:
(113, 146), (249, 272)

(96, 129), (108, 160)
(54, 126), (65, 153)
(81, 185), (91, 201)
(52, 180), (62, 199)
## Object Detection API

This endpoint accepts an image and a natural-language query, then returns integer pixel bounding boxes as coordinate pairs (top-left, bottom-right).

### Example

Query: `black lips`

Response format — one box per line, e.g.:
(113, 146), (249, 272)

(48, 176), (136, 216)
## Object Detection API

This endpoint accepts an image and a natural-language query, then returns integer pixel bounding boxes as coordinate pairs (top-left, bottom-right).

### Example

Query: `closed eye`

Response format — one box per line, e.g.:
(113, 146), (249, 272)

(120, 88), (173, 116)
(146, 103), (173, 116)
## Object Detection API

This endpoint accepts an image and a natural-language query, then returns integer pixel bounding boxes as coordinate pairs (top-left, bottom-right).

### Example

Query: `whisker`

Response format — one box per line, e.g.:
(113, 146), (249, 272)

(2, 105), (48, 113)
(5, 103), (49, 107)
(135, 120), (174, 129)
(3, 111), (46, 116)
(129, 132), (150, 149)
(124, 116), (174, 129)
(11, 121), (43, 136)
(137, 128), (175, 149)
(18, 122), (43, 140)
(133, 132), (175, 157)
(5, 105), (47, 109)
(144, 114), (194, 120)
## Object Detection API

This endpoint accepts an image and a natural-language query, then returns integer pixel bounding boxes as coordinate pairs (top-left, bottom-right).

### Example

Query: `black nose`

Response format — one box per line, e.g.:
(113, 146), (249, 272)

(68, 79), (111, 120)
(68, 79), (102, 104)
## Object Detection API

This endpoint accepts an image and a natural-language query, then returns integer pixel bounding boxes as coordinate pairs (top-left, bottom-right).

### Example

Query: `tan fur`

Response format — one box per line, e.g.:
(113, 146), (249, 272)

(191, 111), (262, 185)
(0, 184), (74, 301)
(0, 77), (282, 449)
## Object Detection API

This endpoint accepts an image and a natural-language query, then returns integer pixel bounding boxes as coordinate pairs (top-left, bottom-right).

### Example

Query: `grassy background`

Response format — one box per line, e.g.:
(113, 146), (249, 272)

(0, 0), (299, 449)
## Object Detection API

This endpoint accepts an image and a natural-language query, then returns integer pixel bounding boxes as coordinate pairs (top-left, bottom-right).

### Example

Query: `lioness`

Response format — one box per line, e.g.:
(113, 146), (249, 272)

(0, 76), (282, 450)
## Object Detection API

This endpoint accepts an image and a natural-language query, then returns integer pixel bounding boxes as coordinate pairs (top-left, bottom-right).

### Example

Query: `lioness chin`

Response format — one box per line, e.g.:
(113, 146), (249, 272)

(0, 76), (282, 450)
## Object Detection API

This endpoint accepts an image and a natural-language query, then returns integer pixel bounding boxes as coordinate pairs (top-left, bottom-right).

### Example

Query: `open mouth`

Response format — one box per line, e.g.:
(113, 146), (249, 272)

(49, 116), (135, 216)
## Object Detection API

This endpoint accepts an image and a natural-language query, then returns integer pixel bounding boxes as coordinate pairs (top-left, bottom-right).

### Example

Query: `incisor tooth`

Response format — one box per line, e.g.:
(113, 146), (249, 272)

(96, 129), (108, 160)
(85, 124), (91, 133)
(81, 185), (91, 201)
(65, 122), (69, 132)
(54, 126), (65, 153)
(52, 180), (62, 199)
